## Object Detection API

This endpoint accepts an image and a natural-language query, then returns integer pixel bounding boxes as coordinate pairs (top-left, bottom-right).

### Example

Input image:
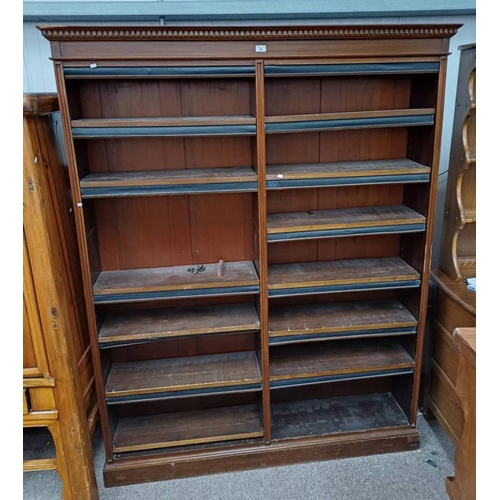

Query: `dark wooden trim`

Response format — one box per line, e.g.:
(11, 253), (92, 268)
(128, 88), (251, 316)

(39, 24), (461, 42)
(264, 61), (440, 76)
(103, 426), (419, 486)
(265, 113), (434, 134)
(255, 60), (271, 443)
(410, 55), (449, 422)
(64, 65), (256, 78)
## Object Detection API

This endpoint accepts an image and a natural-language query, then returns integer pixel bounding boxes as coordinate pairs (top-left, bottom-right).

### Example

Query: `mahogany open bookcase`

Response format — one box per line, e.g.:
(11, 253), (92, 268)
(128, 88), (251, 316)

(40, 24), (459, 486)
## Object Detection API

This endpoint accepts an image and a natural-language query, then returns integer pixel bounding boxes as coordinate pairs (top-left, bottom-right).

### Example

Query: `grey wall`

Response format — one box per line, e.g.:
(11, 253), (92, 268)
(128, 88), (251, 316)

(22, 8), (475, 267)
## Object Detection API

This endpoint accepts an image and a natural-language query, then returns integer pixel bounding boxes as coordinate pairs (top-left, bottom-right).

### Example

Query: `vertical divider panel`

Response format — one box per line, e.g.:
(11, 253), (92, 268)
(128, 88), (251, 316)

(410, 56), (449, 422)
(53, 63), (114, 460)
(255, 60), (271, 443)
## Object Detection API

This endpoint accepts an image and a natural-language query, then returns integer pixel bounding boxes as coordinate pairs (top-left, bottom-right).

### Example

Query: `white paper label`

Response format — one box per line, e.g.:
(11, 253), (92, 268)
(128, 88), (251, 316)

(89, 63), (97, 69)
(255, 45), (267, 53)
(277, 174), (284, 179)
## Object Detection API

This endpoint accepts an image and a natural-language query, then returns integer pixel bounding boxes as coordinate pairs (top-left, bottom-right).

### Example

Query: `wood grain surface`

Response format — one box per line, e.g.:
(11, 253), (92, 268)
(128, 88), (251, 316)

(94, 260), (259, 295)
(106, 351), (261, 398)
(269, 300), (417, 337)
(270, 339), (414, 381)
(113, 404), (263, 452)
(99, 303), (260, 345)
(267, 205), (425, 233)
(268, 257), (419, 289)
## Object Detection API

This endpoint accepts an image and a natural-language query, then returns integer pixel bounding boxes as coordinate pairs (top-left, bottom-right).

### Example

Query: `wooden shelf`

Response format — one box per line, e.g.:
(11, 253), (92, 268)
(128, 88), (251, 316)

(71, 116), (256, 138)
(269, 300), (417, 345)
(268, 257), (420, 297)
(269, 339), (414, 388)
(264, 61), (439, 77)
(113, 404), (263, 453)
(265, 108), (435, 134)
(462, 209), (476, 224)
(93, 260), (259, 304)
(105, 351), (262, 403)
(266, 158), (430, 190)
(80, 167), (258, 198)
(271, 393), (409, 440)
(64, 65), (256, 79)
(457, 256), (476, 279)
(267, 205), (425, 242)
(99, 303), (260, 348)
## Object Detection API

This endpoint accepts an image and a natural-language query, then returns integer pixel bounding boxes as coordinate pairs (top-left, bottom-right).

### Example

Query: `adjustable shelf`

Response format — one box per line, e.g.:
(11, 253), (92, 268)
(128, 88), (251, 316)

(265, 109), (434, 134)
(71, 116), (257, 138)
(271, 393), (410, 441)
(266, 158), (430, 190)
(269, 339), (414, 389)
(267, 205), (425, 242)
(268, 257), (420, 297)
(80, 167), (258, 198)
(99, 303), (260, 349)
(264, 61), (439, 77)
(268, 300), (417, 345)
(93, 261), (259, 303)
(113, 404), (263, 453)
(64, 65), (256, 79)
(105, 351), (262, 404)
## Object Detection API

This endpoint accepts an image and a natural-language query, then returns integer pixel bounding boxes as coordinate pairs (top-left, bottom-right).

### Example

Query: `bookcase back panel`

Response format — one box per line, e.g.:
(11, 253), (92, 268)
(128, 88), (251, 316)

(83, 136), (253, 175)
(99, 295), (255, 314)
(266, 128), (408, 165)
(109, 332), (258, 363)
(93, 194), (254, 270)
(267, 184), (404, 213)
(268, 234), (401, 265)
(265, 76), (412, 116)
(271, 377), (394, 403)
(268, 290), (398, 308)
(69, 79), (255, 120)
(114, 392), (261, 419)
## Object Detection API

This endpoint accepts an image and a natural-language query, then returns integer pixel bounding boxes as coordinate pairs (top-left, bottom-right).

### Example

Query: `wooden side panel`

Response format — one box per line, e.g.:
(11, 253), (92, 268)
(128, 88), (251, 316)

(23, 234), (48, 376)
(23, 99), (98, 499)
(431, 321), (459, 384)
(428, 361), (463, 444)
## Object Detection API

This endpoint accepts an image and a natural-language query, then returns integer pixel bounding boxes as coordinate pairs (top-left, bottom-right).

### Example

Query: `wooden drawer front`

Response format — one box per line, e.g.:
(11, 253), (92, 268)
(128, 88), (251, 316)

(28, 387), (57, 413)
(429, 361), (463, 444)
(432, 320), (459, 385)
(434, 289), (475, 334)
